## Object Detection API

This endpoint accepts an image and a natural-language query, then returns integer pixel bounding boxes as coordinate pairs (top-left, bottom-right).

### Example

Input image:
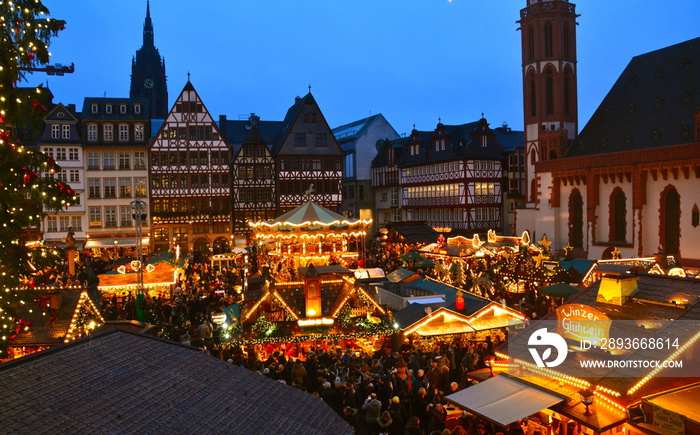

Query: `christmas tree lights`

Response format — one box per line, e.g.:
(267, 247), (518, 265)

(0, 0), (70, 355)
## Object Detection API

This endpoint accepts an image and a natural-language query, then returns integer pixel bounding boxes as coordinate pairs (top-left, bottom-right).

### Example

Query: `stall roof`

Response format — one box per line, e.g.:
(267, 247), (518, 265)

(644, 383), (700, 425)
(445, 374), (567, 427)
(391, 223), (439, 244)
(85, 237), (149, 248)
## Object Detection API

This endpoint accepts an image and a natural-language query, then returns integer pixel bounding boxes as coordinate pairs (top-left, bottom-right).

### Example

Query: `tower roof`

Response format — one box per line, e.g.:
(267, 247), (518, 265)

(143, 0), (154, 47)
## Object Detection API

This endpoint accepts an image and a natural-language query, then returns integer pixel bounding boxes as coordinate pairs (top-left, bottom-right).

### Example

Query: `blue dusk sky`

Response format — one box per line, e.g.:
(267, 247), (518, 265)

(36, 0), (700, 136)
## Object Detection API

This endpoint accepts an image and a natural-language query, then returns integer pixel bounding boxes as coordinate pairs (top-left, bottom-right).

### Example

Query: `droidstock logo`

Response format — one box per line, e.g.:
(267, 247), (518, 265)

(528, 327), (568, 368)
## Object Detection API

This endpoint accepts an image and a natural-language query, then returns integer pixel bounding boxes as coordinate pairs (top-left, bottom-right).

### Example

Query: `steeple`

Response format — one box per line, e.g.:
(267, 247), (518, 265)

(130, 0), (168, 118)
(143, 0), (154, 47)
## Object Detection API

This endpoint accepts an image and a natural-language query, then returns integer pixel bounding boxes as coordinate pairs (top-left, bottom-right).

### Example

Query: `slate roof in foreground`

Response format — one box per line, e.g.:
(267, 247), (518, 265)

(0, 329), (353, 435)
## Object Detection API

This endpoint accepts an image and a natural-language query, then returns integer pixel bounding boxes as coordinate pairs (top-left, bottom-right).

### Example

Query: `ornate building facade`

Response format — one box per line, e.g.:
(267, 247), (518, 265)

(149, 81), (232, 254)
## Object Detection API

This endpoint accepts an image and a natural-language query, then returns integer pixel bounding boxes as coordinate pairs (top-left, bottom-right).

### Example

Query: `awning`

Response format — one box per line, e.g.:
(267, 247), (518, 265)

(85, 237), (150, 248)
(445, 374), (567, 427)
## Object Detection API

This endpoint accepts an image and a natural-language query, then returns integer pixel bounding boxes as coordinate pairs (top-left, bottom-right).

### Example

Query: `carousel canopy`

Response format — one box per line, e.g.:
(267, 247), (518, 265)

(252, 201), (368, 228)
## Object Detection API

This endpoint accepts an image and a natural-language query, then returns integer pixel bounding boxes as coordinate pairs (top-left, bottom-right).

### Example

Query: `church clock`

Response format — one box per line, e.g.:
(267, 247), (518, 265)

(143, 78), (154, 89)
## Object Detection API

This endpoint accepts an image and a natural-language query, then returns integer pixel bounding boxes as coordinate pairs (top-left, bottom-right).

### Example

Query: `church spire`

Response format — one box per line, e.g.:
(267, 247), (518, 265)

(143, 0), (154, 47)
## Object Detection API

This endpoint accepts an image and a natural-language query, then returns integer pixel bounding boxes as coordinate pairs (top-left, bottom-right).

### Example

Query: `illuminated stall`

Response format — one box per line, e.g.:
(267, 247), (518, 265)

(395, 288), (526, 352)
(465, 270), (700, 435)
(225, 264), (391, 357)
(97, 257), (182, 301)
(249, 201), (372, 271)
(4, 288), (104, 360)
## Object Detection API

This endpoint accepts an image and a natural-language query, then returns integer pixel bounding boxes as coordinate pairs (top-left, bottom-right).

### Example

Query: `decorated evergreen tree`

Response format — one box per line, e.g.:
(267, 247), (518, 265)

(0, 1), (72, 353)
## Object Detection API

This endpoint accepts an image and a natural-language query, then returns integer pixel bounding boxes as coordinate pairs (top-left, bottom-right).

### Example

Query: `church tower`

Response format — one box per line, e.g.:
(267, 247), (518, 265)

(130, 1), (168, 119)
(518, 0), (578, 205)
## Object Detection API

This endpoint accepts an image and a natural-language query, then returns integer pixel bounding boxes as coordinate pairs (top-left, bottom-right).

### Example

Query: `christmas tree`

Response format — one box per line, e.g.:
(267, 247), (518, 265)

(0, 1), (73, 353)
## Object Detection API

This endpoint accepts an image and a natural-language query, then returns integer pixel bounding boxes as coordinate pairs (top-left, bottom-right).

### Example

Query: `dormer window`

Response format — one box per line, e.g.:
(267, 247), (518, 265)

(134, 104), (141, 115)
(105, 104), (113, 114)
(481, 136), (487, 147)
(91, 104), (98, 114)
(119, 104), (127, 114)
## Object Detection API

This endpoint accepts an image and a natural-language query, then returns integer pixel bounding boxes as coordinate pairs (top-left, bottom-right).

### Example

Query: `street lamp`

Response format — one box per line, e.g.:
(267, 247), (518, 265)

(130, 199), (147, 322)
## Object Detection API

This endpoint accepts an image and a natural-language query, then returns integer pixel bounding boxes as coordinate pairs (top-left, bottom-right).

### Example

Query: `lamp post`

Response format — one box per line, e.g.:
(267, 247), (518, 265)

(131, 199), (147, 322)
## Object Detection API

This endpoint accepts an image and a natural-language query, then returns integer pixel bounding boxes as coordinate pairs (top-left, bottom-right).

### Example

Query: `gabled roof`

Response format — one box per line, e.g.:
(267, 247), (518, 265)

(272, 93), (312, 154)
(568, 37), (700, 157)
(0, 329), (352, 434)
(332, 114), (385, 152)
(9, 289), (103, 347)
(395, 118), (519, 167)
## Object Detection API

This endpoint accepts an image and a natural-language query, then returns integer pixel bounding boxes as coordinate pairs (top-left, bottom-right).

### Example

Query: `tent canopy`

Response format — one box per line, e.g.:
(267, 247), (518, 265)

(445, 374), (566, 427)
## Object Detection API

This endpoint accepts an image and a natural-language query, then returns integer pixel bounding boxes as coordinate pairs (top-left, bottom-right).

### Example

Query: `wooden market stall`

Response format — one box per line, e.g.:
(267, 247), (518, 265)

(4, 287), (104, 360)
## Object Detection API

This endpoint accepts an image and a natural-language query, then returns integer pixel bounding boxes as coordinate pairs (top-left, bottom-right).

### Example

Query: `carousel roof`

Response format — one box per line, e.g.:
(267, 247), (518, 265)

(253, 201), (368, 228)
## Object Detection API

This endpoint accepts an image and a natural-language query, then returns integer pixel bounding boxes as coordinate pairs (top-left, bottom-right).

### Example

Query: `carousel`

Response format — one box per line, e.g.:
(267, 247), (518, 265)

(249, 201), (372, 272)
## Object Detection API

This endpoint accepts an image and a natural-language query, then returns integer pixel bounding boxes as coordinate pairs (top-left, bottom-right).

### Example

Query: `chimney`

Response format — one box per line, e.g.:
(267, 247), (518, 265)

(218, 114), (227, 137)
(67, 103), (76, 113)
(248, 113), (259, 127)
(596, 273), (639, 305)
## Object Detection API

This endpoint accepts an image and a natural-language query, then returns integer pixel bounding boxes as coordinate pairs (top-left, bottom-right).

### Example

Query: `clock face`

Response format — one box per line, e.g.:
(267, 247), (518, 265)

(143, 78), (154, 89)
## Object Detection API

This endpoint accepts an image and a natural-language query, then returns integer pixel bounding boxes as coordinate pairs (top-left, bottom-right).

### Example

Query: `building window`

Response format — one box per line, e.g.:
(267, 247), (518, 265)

(527, 26), (535, 62)
(91, 104), (98, 114)
(104, 206), (117, 228)
(118, 152), (130, 170)
(89, 207), (101, 226)
(530, 77), (537, 117)
(47, 216), (58, 232)
(134, 151), (146, 169)
(134, 104), (141, 115)
(51, 124), (60, 138)
(119, 124), (129, 141)
(544, 22), (553, 58)
(546, 71), (554, 115)
(692, 204), (699, 228)
(103, 152), (115, 170)
(103, 124), (113, 141)
(119, 178), (132, 198)
(87, 124), (97, 141)
(134, 177), (147, 197)
(135, 124), (144, 141)
(59, 216), (70, 232)
(120, 205), (132, 227)
(105, 104), (113, 114)
(55, 148), (66, 160)
(609, 189), (627, 243)
(315, 134), (327, 147)
(119, 104), (127, 114)
(103, 178), (116, 198)
(294, 133), (306, 147)
(55, 170), (68, 182)
(87, 152), (99, 170)
(62, 125), (70, 139)
(68, 147), (79, 161)
(71, 216), (82, 231)
(69, 170), (80, 183)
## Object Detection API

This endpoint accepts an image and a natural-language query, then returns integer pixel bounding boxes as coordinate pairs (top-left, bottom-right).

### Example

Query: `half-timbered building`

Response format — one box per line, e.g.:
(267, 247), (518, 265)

(149, 81), (231, 254)
(396, 118), (522, 236)
(371, 137), (405, 228)
(274, 93), (343, 213)
(220, 114), (280, 239)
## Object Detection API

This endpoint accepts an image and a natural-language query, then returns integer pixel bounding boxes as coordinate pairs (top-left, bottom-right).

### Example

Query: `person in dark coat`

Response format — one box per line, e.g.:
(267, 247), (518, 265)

(320, 382), (342, 415)
(411, 387), (430, 433)
(388, 396), (408, 435)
